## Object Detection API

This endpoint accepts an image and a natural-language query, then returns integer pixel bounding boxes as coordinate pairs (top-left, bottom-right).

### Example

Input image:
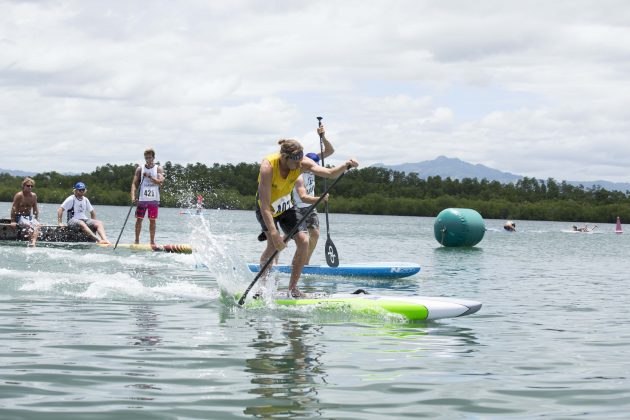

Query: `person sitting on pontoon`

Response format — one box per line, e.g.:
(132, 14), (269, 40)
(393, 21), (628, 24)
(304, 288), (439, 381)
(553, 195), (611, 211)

(57, 182), (111, 244)
(10, 177), (41, 246)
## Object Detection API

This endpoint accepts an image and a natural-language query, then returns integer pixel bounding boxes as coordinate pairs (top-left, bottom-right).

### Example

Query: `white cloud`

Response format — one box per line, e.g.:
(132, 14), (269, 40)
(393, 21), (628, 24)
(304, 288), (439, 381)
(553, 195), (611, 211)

(1, 0), (630, 182)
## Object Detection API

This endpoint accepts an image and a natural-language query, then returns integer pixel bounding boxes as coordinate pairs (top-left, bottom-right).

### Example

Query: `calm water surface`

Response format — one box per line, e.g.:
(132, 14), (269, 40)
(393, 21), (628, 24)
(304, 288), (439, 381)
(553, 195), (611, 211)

(1, 202), (629, 419)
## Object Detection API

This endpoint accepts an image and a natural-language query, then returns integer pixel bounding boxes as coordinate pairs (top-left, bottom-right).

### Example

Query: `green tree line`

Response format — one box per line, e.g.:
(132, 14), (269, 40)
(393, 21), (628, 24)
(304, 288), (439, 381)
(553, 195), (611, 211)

(1, 163), (629, 223)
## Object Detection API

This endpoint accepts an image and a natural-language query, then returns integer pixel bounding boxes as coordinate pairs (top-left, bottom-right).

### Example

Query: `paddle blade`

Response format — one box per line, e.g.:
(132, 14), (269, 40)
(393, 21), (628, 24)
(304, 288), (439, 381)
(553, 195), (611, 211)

(324, 236), (339, 267)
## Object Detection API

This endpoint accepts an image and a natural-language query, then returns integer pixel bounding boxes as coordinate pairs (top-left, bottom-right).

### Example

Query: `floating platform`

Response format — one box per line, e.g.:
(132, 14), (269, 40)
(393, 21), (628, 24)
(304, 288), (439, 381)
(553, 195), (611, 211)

(0, 219), (95, 242)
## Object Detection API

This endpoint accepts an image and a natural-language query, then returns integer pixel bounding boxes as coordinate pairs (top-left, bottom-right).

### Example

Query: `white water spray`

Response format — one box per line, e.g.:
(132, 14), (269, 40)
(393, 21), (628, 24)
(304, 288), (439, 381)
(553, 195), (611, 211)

(189, 210), (261, 298)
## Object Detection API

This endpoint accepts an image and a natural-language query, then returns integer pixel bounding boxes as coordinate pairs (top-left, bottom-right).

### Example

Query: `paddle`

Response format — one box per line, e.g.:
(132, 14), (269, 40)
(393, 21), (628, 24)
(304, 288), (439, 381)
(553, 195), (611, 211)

(113, 203), (134, 250)
(238, 165), (353, 306)
(317, 116), (339, 268)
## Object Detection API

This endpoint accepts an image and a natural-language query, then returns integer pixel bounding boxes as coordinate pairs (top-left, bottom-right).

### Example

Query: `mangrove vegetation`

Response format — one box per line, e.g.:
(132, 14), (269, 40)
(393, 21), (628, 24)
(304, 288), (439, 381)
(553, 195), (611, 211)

(1, 162), (629, 223)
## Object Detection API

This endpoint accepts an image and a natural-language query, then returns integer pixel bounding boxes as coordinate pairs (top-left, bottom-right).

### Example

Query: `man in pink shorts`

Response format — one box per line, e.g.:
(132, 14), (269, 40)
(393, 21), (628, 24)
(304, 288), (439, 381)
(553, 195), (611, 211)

(130, 148), (165, 245)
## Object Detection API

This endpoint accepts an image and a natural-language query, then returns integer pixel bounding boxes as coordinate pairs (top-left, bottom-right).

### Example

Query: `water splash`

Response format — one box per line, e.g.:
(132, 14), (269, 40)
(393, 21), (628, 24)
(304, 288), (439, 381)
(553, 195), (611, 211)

(189, 210), (257, 298)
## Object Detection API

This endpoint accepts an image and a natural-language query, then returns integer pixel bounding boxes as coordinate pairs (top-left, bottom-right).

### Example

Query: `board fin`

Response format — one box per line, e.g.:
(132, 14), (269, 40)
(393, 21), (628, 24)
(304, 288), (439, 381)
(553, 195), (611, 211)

(352, 289), (369, 295)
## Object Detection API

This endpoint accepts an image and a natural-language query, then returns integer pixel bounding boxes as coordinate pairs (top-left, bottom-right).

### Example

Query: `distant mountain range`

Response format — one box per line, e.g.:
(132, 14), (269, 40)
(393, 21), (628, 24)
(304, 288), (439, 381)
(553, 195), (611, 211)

(0, 168), (77, 177)
(0, 168), (35, 177)
(4, 157), (630, 192)
(373, 156), (630, 192)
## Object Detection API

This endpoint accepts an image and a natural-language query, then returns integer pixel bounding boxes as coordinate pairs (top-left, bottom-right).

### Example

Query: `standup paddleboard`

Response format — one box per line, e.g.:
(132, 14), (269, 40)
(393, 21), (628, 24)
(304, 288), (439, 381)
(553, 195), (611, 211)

(247, 262), (421, 278)
(238, 291), (481, 321)
(99, 243), (193, 254)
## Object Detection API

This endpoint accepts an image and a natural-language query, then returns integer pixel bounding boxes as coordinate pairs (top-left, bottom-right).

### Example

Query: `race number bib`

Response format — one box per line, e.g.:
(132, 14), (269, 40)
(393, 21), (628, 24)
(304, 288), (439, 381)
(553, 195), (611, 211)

(140, 184), (159, 201)
(271, 194), (292, 215)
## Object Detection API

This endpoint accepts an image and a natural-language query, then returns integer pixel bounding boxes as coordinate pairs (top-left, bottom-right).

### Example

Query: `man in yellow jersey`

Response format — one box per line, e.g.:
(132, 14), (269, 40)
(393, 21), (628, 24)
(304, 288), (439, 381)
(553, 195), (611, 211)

(256, 138), (359, 298)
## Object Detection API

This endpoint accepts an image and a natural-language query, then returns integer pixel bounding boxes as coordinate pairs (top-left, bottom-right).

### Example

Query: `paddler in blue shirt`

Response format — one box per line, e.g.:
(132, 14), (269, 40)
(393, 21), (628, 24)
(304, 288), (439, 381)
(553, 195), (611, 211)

(256, 138), (358, 298)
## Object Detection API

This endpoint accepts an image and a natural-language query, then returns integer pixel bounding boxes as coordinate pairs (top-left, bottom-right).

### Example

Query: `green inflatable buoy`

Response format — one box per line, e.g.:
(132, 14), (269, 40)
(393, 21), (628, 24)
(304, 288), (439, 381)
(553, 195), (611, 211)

(434, 208), (485, 247)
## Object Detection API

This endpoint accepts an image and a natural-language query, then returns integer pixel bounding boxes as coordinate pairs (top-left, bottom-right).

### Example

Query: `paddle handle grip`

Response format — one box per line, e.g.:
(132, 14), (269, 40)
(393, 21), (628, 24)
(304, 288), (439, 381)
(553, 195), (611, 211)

(317, 116), (325, 168)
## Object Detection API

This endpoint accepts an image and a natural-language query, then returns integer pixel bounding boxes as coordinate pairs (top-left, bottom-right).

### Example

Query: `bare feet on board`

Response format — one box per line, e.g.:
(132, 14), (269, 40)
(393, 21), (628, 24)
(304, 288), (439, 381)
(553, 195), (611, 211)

(288, 288), (307, 298)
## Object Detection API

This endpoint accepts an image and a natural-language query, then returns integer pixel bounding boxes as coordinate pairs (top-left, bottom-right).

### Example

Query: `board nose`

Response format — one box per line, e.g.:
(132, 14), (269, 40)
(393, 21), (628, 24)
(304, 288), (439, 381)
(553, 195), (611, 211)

(459, 301), (483, 316)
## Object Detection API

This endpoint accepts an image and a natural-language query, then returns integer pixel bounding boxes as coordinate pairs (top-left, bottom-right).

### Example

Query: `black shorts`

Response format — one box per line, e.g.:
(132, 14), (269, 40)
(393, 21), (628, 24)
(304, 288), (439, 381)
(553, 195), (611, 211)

(255, 202), (306, 241)
(297, 206), (320, 230)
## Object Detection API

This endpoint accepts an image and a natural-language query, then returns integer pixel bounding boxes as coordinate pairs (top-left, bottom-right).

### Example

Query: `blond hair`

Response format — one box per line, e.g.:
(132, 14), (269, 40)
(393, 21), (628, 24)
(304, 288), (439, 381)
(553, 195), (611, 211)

(22, 177), (35, 187)
(278, 139), (303, 159)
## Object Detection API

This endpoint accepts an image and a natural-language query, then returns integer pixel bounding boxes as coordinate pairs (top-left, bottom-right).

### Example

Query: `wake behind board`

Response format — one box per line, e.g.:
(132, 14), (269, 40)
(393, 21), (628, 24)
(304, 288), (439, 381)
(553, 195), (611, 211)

(247, 262), (421, 278)
(237, 291), (481, 321)
(562, 230), (602, 235)
(99, 243), (193, 254)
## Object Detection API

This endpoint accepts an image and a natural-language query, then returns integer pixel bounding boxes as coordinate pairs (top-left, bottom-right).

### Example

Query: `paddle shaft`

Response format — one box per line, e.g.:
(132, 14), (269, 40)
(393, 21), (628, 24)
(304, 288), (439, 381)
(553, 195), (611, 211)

(113, 203), (134, 250)
(318, 117), (330, 226)
(318, 117), (339, 267)
(238, 166), (351, 305)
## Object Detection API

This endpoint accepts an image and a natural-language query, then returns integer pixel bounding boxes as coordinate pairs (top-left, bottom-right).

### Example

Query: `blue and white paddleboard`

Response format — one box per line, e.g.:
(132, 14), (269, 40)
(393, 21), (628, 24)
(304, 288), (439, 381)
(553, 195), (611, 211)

(247, 262), (421, 278)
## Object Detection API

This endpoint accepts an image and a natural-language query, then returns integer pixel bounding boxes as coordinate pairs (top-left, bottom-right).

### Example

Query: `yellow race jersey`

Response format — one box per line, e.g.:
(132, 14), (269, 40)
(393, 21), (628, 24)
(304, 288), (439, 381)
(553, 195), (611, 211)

(258, 152), (301, 217)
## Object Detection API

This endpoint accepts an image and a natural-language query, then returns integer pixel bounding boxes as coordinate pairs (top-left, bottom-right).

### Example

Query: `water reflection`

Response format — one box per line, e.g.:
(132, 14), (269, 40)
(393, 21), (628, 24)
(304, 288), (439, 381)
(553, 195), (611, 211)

(359, 323), (480, 355)
(129, 304), (162, 348)
(244, 319), (326, 418)
(430, 246), (485, 283)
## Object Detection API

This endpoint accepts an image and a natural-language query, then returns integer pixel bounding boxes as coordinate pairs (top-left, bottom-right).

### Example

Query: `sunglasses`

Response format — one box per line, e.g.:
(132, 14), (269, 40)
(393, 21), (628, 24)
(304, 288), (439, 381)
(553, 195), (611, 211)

(25, 185), (34, 188)
(287, 151), (304, 161)
(77, 189), (86, 192)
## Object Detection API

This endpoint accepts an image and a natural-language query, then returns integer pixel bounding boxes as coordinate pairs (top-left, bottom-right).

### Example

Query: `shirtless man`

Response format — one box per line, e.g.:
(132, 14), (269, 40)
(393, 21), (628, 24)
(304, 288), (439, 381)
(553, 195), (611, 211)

(10, 177), (41, 246)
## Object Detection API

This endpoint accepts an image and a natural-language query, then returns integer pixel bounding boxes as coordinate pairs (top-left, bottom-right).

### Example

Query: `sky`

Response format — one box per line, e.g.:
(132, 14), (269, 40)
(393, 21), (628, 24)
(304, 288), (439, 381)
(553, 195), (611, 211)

(2, 0), (630, 182)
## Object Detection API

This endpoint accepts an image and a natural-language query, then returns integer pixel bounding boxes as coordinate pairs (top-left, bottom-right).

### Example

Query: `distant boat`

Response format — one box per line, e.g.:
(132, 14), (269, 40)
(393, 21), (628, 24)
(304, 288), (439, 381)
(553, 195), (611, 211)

(616, 216), (623, 234)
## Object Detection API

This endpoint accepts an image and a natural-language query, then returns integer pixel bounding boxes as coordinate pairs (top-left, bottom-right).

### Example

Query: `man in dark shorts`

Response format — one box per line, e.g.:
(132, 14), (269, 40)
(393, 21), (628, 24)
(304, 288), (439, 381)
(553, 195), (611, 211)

(292, 123), (335, 264)
(256, 138), (358, 298)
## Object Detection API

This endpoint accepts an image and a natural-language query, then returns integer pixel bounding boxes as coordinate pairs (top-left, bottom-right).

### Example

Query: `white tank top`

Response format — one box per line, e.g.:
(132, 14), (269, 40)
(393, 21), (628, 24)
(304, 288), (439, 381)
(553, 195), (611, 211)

(139, 165), (160, 202)
(292, 172), (315, 208)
